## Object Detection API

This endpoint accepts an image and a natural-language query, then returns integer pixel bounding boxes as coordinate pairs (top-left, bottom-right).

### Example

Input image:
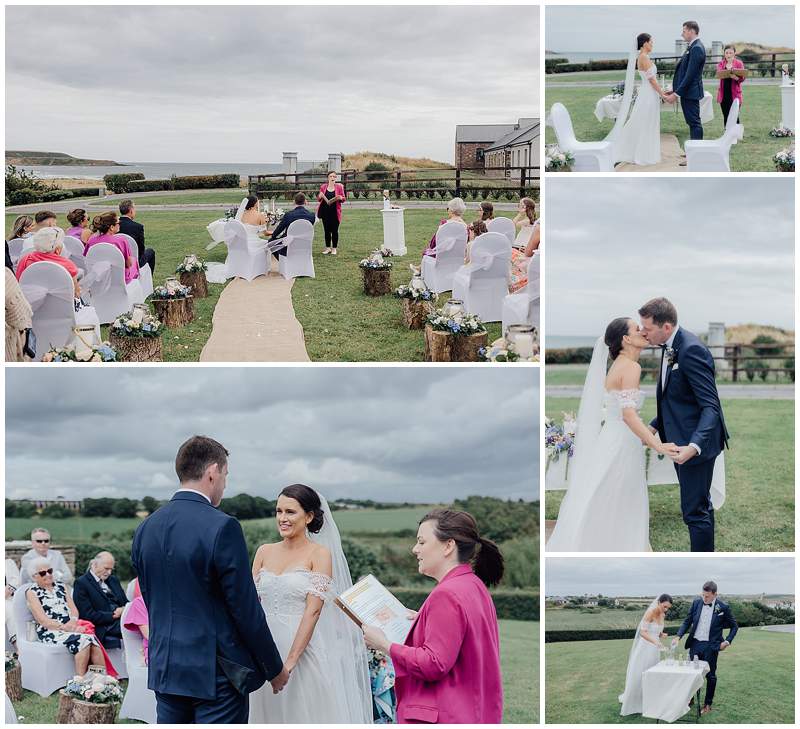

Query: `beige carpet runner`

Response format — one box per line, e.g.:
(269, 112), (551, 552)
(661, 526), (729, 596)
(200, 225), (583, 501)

(616, 134), (685, 172)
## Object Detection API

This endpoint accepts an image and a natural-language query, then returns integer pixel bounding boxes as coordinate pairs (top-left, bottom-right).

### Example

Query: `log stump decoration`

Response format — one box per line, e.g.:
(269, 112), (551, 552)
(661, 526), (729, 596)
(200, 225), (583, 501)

(424, 325), (488, 362)
(179, 269), (209, 298)
(152, 296), (194, 328)
(57, 691), (75, 723)
(362, 268), (392, 297)
(5, 664), (22, 702)
(68, 699), (118, 724)
(401, 298), (429, 330)
(109, 333), (163, 362)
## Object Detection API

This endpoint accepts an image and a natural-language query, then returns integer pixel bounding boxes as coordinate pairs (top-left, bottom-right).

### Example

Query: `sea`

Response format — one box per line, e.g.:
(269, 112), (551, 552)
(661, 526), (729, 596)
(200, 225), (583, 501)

(546, 335), (597, 349)
(547, 51), (672, 63)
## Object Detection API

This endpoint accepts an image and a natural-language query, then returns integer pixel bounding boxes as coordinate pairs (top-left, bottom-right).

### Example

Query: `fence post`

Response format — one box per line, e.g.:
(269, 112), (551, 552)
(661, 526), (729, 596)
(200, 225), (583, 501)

(455, 168), (461, 198)
(771, 53), (776, 78)
(732, 345), (739, 382)
(395, 171), (402, 200)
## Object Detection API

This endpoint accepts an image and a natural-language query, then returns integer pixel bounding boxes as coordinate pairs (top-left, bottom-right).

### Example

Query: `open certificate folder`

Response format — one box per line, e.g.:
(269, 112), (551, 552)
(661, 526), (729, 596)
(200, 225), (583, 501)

(335, 574), (414, 645)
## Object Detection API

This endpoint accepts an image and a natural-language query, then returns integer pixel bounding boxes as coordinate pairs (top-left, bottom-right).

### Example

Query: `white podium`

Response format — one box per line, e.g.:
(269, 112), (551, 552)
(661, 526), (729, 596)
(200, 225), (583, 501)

(381, 207), (407, 256)
(781, 81), (795, 131)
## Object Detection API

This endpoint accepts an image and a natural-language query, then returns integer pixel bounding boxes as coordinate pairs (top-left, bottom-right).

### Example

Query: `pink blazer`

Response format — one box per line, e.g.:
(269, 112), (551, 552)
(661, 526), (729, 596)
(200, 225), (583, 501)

(389, 564), (503, 724)
(716, 58), (745, 105)
(316, 182), (346, 222)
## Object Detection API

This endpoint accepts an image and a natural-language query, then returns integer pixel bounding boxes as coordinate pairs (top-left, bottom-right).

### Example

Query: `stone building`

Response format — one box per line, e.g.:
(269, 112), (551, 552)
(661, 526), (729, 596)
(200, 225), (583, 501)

(454, 117), (540, 175)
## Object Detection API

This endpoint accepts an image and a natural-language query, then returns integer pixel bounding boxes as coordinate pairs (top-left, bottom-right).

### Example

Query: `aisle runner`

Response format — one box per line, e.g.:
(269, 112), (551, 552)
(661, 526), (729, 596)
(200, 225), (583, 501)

(616, 134), (685, 172)
(200, 265), (310, 362)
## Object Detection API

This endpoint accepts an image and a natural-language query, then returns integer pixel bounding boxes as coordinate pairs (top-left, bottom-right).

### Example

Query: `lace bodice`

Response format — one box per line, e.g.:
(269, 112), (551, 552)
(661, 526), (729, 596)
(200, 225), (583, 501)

(256, 569), (333, 616)
(604, 389), (645, 420)
(638, 61), (657, 80)
(642, 620), (664, 638)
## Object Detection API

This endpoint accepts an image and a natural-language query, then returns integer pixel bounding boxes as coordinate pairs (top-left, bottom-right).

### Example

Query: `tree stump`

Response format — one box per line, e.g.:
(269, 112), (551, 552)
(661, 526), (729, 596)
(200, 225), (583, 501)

(362, 268), (392, 296)
(401, 298), (430, 329)
(5, 665), (22, 701)
(57, 691), (75, 723)
(109, 333), (163, 362)
(179, 270), (209, 298)
(424, 325), (488, 362)
(152, 296), (194, 328)
(68, 699), (118, 724)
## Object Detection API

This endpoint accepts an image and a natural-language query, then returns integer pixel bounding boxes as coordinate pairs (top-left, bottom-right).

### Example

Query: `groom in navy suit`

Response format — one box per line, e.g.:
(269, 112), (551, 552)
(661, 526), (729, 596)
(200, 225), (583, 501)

(666, 20), (706, 142)
(639, 298), (729, 552)
(674, 580), (738, 715)
(131, 436), (289, 723)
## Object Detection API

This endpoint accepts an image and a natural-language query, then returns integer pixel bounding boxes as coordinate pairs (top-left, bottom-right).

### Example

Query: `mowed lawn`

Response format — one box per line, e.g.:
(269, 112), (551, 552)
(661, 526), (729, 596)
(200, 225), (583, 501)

(544, 397), (795, 552)
(545, 606), (682, 631)
(544, 83), (790, 172)
(545, 627), (794, 724)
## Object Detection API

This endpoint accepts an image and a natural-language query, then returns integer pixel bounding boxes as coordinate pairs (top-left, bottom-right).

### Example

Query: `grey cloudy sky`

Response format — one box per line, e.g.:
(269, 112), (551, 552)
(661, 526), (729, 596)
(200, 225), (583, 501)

(5, 367), (538, 503)
(546, 177), (795, 336)
(5, 5), (539, 163)
(546, 5), (795, 52)
(546, 556), (795, 596)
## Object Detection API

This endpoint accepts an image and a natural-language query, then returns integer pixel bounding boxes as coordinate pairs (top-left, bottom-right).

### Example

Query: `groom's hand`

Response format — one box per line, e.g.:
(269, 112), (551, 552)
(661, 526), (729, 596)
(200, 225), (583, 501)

(270, 666), (290, 694)
(671, 445), (697, 464)
(719, 641), (730, 651)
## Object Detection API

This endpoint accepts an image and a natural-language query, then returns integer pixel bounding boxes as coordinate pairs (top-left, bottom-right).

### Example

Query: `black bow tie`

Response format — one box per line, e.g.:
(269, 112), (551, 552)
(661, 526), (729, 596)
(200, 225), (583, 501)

(659, 344), (667, 350)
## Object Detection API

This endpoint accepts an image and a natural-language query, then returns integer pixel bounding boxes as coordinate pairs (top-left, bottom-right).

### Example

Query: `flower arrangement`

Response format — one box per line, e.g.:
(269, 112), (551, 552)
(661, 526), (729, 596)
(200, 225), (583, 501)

(394, 283), (436, 301)
(544, 144), (575, 172)
(544, 414), (577, 465)
(426, 307), (485, 336)
(6, 652), (18, 671)
(42, 343), (117, 362)
(773, 145), (795, 172)
(111, 310), (164, 339)
(64, 673), (124, 704)
(266, 208), (285, 227)
(479, 337), (539, 362)
(359, 250), (393, 270)
(151, 280), (192, 299)
(175, 254), (207, 274)
(611, 81), (638, 103)
(769, 126), (794, 138)
(223, 206), (238, 220)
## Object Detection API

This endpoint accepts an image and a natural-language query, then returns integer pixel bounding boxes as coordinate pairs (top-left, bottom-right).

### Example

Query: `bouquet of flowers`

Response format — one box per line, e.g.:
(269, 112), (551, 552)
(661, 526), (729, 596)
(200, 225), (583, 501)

(426, 307), (485, 336)
(611, 81), (638, 103)
(64, 673), (124, 704)
(175, 254), (207, 274)
(544, 144), (575, 172)
(111, 310), (164, 338)
(479, 337), (539, 362)
(223, 206), (238, 220)
(359, 250), (393, 270)
(394, 283), (436, 301)
(42, 343), (117, 363)
(266, 208), (285, 227)
(544, 414), (576, 465)
(152, 279), (192, 299)
(770, 126), (794, 138)
(774, 145), (795, 172)
(5, 652), (18, 671)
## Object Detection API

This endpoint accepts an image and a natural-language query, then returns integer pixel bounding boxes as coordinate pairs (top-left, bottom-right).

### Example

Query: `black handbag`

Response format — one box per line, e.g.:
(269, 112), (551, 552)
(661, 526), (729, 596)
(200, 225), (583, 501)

(22, 328), (37, 359)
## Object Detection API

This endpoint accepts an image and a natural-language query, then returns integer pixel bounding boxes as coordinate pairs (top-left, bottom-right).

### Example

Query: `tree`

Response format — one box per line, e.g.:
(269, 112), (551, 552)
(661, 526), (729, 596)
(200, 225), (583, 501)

(111, 498), (139, 518)
(5, 499), (16, 518)
(41, 504), (75, 519)
(82, 498), (115, 517)
(9, 500), (36, 518)
(141, 496), (161, 515)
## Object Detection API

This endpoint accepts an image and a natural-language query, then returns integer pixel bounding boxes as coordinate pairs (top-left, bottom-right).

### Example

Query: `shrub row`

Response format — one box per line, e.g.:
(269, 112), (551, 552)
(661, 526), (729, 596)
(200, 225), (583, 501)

(545, 57), (569, 72)
(391, 587), (539, 621)
(74, 541), (134, 582)
(127, 179), (173, 192)
(103, 173), (145, 193)
(103, 173), (241, 194)
(545, 347), (594, 364)
(171, 173), (240, 189)
(7, 186), (101, 206)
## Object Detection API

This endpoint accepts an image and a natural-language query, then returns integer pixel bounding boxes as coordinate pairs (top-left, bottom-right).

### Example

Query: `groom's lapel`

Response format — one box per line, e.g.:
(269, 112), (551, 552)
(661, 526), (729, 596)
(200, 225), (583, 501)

(663, 329), (683, 392)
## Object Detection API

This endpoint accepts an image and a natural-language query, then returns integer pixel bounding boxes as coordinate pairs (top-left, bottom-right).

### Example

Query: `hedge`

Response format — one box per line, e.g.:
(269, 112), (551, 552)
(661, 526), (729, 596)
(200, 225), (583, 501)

(390, 587), (539, 621)
(545, 57), (569, 72)
(7, 186), (102, 206)
(545, 347), (594, 364)
(171, 174), (241, 189)
(127, 179), (173, 192)
(103, 173), (145, 193)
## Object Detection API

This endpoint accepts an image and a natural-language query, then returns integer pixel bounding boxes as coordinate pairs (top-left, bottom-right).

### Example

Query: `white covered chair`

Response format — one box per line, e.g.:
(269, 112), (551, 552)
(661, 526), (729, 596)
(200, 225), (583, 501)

(7, 238), (27, 268)
(451, 232), (512, 322)
(118, 233), (154, 298)
(486, 217), (516, 245)
(61, 235), (88, 279)
(119, 602), (157, 724)
(84, 243), (145, 324)
(548, 102), (614, 171)
(223, 220), (270, 281)
(277, 219), (316, 280)
(502, 252), (540, 334)
(421, 221), (468, 294)
(125, 578), (138, 601)
(685, 99), (741, 172)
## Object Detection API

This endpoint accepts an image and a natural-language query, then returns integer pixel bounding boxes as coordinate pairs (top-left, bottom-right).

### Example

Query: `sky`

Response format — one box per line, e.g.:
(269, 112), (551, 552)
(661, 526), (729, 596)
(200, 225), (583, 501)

(5, 367), (538, 504)
(546, 5), (795, 52)
(5, 5), (539, 164)
(546, 177), (795, 336)
(546, 556), (795, 596)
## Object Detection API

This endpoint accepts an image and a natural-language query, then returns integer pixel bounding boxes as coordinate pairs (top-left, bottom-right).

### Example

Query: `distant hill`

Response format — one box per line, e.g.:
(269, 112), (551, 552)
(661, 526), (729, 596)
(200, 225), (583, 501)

(342, 151), (451, 171)
(6, 150), (123, 166)
(726, 324), (795, 344)
(727, 42), (794, 54)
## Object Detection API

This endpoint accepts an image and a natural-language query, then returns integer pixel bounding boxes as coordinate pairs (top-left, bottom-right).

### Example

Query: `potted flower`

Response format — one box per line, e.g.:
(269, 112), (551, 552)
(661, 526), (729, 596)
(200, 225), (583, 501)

(774, 145), (795, 172)
(394, 270), (437, 329)
(359, 250), (393, 296)
(41, 342), (117, 363)
(176, 254), (209, 298)
(5, 653), (22, 701)
(545, 144), (575, 172)
(109, 304), (165, 361)
(424, 301), (488, 361)
(151, 277), (194, 328)
(769, 126), (794, 138)
(544, 415), (576, 489)
(59, 673), (124, 724)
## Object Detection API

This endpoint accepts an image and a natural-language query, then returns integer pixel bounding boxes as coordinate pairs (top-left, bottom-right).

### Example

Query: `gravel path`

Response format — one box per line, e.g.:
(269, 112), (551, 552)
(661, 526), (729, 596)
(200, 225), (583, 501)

(761, 625), (795, 633)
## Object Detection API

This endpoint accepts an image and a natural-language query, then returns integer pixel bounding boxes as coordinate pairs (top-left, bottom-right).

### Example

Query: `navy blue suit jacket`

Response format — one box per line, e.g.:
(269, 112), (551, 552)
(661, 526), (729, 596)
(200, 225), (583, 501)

(131, 491), (283, 699)
(269, 205), (316, 242)
(673, 40), (706, 100)
(73, 572), (128, 649)
(677, 597), (738, 649)
(651, 327), (729, 465)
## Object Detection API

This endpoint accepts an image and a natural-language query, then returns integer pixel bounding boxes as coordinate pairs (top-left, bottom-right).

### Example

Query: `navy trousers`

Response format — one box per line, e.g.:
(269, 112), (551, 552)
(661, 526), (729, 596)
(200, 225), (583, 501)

(155, 670), (248, 724)
(681, 97), (703, 140)
(689, 640), (719, 705)
(675, 458), (716, 552)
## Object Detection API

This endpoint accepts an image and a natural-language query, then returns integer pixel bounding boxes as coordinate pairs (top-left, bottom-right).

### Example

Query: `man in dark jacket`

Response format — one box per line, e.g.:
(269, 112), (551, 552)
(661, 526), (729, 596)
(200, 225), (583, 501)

(118, 199), (156, 273)
(268, 192), (316, 257)
(73, 551), (128, 649)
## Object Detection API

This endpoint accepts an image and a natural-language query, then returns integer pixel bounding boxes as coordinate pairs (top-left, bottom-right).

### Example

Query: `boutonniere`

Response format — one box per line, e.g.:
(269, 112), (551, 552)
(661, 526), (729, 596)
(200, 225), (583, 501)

(714, 606), (723, 615)
(665, 347), (677, 367)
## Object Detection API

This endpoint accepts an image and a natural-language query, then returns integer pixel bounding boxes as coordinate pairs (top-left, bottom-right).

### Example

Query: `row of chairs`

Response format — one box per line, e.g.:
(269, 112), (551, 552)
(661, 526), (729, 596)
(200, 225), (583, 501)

(223, 219), (315, 282)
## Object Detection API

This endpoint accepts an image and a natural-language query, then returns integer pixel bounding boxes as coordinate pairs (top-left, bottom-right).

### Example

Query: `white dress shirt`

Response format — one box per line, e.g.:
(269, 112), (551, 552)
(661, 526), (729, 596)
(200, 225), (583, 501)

(175, 488), (212, 503)
(694, 599), (715, 642)
(20, 548), (73, 585)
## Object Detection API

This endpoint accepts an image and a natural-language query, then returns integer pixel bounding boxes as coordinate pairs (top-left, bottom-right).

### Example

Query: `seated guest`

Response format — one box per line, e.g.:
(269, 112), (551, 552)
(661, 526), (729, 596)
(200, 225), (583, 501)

(5, 559), (21, 645)
(73, 551), (128, 650)
(25, 557), (115, 677)
(65, 209), (93, 244)
(16, 227), (81, 298)
(5, 267), (33, 361)
(122, 578), (150, 665)
(85, 212), (139, 284)
(8, 215), (34, 241)
(422, 197), (468, 259)
(268, 192), (316, 258)
(30, 210), (58, 234)
(509, 219), (540, 293)
(118, 200), (156, 273)
(20, 528), (74, 585)
(465, 220), (488, 264)
(478, 201), (494, 224)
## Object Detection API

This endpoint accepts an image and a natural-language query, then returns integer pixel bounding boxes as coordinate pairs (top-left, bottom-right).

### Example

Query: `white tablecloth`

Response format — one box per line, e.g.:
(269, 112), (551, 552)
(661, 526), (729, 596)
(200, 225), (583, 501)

(642, 660), (709, 723)
(594, 91), (714, 124)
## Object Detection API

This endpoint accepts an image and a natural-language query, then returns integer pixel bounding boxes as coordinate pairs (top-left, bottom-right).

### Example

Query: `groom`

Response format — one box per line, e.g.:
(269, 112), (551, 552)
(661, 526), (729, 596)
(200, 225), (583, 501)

(665, 20), (706, 143)
(672, 580), (738, 715)
(639, 297), (729, 552)
(131, 436), (289, 723)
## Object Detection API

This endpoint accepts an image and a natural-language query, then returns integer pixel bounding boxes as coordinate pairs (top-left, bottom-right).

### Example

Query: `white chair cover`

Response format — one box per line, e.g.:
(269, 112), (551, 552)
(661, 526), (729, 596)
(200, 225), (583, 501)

(118, 602), (157, 723)
(7, 238), (26, 267)
(61, 236), (87, 278)
(549, 102), (614, 171)
(223, 220), (269, 281)
(84, 243), (143, 323)
(118, 233), (153, 297)
(19, 261), (76, 359)
(421, 220), (468, 294)
(277, 219), (316, 280)
(502, 252), (541, 333)
(685, 99), (741, 172)
(451, 232), (512, 322)
(486, 217), (516, 245)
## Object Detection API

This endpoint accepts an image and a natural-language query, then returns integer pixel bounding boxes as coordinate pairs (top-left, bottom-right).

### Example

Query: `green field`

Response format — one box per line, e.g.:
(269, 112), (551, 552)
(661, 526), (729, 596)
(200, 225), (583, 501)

(545, 627), (794, 724)
(545, 397), (795, 552)
(544, 83), (789, 172)
(545, 606), (682, 631)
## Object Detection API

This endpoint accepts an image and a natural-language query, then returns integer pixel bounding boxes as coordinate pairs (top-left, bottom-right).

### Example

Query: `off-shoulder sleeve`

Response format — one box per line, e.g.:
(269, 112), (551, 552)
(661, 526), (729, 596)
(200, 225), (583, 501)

(306, 571), (333, 601)
(613, 389), (641, 409)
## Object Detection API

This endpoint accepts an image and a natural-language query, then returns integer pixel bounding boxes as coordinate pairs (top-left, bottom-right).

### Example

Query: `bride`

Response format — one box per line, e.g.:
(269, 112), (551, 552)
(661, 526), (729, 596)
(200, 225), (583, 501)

(547, 318), (678, 551)
(236, 195), (269, 244)
(614, 33), (673, 166)
(619, 594), (672, 716)
(248, 484), (372, 723)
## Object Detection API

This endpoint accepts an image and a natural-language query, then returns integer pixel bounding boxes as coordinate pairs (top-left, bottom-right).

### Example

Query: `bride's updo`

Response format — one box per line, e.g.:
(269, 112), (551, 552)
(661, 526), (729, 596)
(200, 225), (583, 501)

(604, 317), (632, 360)
(279, 483), (324, 533)
(637, 33), (652, 50)
(244, 195), (259, 210)
(658, 593), (673, 605)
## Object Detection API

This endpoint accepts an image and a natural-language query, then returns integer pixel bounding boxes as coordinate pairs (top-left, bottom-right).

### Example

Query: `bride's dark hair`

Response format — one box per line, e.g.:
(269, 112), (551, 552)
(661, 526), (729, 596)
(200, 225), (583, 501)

(637, 33), (652, 50)
(604, 317), (631, 360)
(244, 195), (259, 210)
(658, 593), (673, 605)
(279, 483), (324, 533)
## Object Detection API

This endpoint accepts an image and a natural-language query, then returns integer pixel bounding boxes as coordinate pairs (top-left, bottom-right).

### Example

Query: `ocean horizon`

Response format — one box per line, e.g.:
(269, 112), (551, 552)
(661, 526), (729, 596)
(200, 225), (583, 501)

(546, 335), (597, 348)
(547, 50), (674, 63)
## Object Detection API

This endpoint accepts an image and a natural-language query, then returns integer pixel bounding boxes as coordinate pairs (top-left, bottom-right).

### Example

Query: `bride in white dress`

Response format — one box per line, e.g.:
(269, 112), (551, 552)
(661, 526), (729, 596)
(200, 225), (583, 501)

(248, 484), (372, 724)
(615, 34), (673, 166)
(236, 195), (269, 245)
(619, 595), (672, 716)
(547, 318), (678, 551)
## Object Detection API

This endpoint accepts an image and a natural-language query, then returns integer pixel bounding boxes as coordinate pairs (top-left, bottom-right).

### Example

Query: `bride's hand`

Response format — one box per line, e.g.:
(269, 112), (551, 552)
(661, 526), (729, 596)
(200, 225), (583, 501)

(658, 442), (680, 456)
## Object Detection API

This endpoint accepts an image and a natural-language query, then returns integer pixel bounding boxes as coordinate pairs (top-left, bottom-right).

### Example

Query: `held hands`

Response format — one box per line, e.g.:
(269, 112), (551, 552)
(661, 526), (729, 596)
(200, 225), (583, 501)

(658, 442), (680, 457)
(670, 445), (697, 465)
(270, 665), (290, 694)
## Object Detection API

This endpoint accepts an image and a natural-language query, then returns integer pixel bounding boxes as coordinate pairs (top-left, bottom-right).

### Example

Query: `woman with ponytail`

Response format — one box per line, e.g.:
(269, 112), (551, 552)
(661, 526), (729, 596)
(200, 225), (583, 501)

(84, 211), (139, 283)
(363, 509), (504, 723)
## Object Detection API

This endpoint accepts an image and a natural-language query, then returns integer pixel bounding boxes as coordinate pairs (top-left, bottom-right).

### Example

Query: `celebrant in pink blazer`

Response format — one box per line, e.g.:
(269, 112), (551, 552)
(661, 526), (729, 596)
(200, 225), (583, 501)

(716, 46), (745, 126)
(363, 509), (504, 724)
(316, 171), (346, 255)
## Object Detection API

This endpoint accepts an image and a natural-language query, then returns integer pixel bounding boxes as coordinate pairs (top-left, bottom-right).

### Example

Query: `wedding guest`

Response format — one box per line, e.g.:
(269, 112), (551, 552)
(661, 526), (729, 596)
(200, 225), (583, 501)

(8, 215), (34, 241)
(478, 201), (494, 223)
(85, 212), (140, 284)
(73, 552), (128, 651)
(122, 578), (150, 665)
(317, 171), (346, 255)
(465, 220), (488, 264)
(512, 197), (537, 239)
(5, 559), (21, 645)
(119, 200), (157, 274)
(65, 209), (93, 244)
(716, 45), (745, 126)
(363, 509), (504, 724)
(509, 220), (540, 293)
(269, 192), (316, 258)
(422, 197), (468, 259)
(5, 267), (33, 361)
(16, 227), (81, 298)
(31, 210), (58, 233)
(20, 528), (74, 585)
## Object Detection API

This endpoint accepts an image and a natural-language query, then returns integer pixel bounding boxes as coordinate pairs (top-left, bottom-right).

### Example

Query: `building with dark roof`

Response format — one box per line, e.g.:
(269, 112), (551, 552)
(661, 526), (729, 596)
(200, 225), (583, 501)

(455, 118), (540, 177)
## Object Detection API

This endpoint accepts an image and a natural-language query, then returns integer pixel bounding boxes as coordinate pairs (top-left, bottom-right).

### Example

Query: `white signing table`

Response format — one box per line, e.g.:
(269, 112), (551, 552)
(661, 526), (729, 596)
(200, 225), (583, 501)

(594, 91), (714, 124)
(642, 660), (709, 723)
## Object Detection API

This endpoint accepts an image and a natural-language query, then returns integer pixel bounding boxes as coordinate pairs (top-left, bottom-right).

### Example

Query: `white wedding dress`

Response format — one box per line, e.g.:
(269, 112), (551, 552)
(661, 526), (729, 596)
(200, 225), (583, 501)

(615, 61), (661, 165)
(619, 615), (663, 715)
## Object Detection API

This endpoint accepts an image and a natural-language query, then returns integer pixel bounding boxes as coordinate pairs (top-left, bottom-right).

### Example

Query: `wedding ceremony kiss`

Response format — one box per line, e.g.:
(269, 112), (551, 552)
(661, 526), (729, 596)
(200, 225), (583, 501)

(547, 297), (728, 553)
(131, 435), (506, 724)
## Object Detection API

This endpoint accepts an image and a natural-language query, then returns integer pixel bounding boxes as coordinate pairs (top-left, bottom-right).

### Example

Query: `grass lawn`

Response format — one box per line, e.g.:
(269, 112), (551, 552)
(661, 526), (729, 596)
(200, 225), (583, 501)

(545, 606), (683, 631)
(546, 364), (795, 387)
(545, 397), (795, 551)
(544, 83), (789, 171)
(545, 627), (794, 724)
